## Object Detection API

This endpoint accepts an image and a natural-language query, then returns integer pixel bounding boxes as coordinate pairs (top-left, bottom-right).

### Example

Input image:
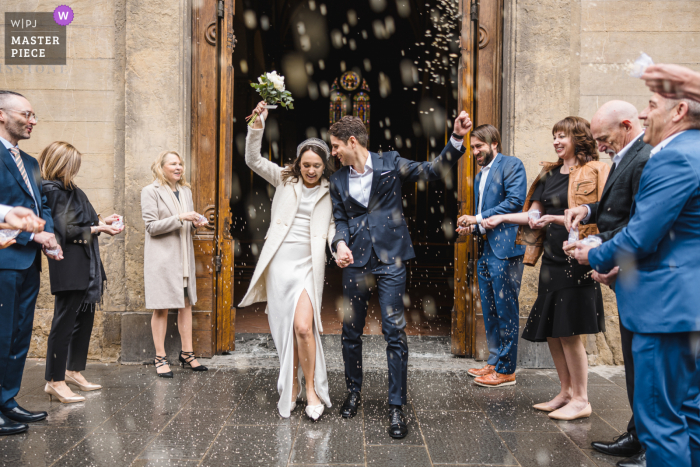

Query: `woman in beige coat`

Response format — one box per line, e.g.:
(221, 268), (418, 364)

(141, 151), (209, 377)
(239, 102), (336, 420)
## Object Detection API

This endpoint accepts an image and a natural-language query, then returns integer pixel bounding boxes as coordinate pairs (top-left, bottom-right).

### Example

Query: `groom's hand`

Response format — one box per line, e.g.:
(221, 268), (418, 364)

(453, 111), (472, 137)
(336, 242), (354, 268)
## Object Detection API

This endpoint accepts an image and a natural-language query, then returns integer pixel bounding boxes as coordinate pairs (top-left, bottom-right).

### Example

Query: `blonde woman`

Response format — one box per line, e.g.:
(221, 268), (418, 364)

(141, 151), (208, 377)
(40, 141), (123, 403)
(239, 102), (336, 420)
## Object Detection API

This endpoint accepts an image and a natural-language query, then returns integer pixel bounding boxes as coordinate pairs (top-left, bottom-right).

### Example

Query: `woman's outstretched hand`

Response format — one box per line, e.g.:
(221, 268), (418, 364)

(246, 101), (269, 129)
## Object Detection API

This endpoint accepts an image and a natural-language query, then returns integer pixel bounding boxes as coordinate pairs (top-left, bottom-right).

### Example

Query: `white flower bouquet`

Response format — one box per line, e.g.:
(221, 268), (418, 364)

(247, 71), (294, 127)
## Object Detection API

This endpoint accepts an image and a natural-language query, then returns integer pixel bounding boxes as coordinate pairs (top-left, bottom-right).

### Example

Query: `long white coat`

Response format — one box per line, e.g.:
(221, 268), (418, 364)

(238, 120), (336, 332)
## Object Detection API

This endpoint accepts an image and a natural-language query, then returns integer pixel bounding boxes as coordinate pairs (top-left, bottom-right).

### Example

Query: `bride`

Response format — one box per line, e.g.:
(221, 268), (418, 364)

(239, 101), (336, 420)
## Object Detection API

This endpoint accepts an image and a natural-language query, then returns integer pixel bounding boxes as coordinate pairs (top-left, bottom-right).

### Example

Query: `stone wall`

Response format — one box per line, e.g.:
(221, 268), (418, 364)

(506, 0), (700, 365)
(0, 0), (189, 362)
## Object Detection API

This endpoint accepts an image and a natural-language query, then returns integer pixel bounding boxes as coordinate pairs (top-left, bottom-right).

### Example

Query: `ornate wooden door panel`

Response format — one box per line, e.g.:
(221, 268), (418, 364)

(452, 0), (504, 357)
(191, 0), (236, 357)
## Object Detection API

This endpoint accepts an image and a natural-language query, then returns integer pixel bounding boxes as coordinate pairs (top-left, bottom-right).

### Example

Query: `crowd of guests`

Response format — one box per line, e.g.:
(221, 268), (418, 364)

(0, 62), (698, 466)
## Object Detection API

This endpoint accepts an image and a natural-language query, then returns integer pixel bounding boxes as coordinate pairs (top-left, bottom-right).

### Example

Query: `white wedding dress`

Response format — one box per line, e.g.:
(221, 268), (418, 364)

(266, 184), (331, 418)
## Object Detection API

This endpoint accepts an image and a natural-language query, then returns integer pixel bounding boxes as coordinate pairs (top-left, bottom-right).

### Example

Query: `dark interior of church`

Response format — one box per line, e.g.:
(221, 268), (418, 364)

(229, 0), (463, 335)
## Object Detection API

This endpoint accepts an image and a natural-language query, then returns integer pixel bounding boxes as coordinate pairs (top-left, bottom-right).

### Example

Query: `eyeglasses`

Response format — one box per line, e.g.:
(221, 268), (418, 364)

(0, 108), (38, 123)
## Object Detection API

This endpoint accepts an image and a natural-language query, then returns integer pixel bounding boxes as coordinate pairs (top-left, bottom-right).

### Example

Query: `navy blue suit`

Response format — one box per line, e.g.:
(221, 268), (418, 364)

(474, 153), (526, 374)
(0, 143), (54, 411)
(589, 130), (700, 467)
(330, 141), (465, 404)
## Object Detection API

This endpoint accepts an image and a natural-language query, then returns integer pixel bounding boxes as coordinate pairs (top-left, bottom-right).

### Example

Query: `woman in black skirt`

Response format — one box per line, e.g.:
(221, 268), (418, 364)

(39, 141), (124, 403)
(481, 117), (609, 421)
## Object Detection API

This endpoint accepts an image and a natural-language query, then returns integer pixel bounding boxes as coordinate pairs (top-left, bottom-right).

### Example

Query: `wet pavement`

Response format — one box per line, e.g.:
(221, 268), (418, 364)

(2, 336), (631, 467)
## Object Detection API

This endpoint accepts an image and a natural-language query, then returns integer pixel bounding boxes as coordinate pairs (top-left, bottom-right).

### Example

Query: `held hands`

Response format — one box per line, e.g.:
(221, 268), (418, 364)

(2, 207), (45, 233)
(481, 215), (504, 230)
(335, 242), (354, 268)
(246, 101), (269, 129)
(564, 206), (588, 232)
(453, 111), (473, 137)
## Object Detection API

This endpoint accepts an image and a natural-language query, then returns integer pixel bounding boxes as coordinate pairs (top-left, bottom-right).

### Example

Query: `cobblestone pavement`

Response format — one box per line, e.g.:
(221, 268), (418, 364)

(1, 335), (630, 467)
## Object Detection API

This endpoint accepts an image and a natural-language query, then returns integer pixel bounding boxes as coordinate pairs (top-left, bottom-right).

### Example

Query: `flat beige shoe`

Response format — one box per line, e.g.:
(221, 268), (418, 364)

(45, 383), (85, 404)
(548, 402), (592, 420)
(65, 374), (102, 392)
(533, 402), (558, 412)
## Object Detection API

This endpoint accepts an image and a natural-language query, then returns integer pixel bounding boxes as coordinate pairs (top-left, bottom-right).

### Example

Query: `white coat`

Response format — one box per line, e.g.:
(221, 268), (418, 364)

(238, 120), (336, 332)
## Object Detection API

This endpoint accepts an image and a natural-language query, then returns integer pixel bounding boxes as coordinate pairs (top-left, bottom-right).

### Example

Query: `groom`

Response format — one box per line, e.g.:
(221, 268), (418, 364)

(329, 111), (472, 438)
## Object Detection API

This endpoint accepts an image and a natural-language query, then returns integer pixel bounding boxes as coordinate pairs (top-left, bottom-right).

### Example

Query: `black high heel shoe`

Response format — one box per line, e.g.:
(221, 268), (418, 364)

(179, 351), (208, 372)
(154, 355), (173, 378)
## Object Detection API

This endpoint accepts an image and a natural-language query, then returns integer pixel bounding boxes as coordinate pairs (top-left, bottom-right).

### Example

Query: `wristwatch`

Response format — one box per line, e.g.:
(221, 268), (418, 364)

(451, 132), (464, 140)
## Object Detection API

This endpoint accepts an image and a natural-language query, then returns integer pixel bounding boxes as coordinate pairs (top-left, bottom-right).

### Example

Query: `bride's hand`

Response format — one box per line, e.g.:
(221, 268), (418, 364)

(247, 101), (268, 129)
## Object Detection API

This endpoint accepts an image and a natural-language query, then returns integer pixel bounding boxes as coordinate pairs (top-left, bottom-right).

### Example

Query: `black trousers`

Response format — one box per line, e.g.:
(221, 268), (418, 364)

(45, 291), (95, 382)
(620, 319), (637, 437)
(341, 251), (408, 406)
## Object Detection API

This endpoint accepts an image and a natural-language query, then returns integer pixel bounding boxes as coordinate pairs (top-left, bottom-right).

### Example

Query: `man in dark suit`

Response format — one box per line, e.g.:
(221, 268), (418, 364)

(0, 90), (62, 436)
(456, 124), (527, 388)
(329, 112), (471, 438)
(575, 94), (700, 467)
(565, 100), (651, 467)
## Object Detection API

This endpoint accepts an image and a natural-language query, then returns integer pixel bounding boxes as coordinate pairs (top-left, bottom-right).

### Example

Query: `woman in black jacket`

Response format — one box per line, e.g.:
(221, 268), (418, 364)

(39, 141), (123, 403)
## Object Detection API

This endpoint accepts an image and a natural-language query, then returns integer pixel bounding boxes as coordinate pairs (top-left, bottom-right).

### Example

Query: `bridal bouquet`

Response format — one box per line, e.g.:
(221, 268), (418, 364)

(247, 71), (294, 127)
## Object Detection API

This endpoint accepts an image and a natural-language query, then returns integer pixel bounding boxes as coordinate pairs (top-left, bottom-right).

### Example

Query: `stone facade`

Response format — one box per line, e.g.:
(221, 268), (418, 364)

(2, 0), (698, 365)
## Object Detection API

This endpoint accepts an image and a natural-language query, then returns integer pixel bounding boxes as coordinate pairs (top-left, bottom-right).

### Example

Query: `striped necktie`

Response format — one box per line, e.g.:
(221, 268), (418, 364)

(9, 146), (33, 193)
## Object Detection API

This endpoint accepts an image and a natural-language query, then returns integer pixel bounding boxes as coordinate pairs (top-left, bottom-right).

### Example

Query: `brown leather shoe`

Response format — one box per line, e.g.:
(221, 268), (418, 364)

(474, 371), (516, 388)
(467, 364), (495, 378)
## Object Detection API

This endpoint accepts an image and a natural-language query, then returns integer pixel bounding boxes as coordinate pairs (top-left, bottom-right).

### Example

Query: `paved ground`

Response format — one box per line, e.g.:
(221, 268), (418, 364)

(1, 335), (631, 467)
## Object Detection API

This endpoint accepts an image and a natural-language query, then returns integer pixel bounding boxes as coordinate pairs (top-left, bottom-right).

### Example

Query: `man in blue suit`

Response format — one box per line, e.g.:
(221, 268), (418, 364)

(456, 125), (526, 388)
(575, 93), (700, 467)
(0, 90), (62, 436)
(329, 112), (472, 439)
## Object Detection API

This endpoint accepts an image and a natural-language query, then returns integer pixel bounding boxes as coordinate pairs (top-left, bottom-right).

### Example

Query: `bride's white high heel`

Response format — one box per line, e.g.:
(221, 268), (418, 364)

(305, 403), (324, 421)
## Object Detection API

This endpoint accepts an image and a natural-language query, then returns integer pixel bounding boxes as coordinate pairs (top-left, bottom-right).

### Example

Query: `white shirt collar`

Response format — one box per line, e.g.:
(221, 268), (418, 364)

(349, 151), (373, 176)
(0, 136), (17, 150)
(612, 131), (644, 165)
(650, 131), (687, 157)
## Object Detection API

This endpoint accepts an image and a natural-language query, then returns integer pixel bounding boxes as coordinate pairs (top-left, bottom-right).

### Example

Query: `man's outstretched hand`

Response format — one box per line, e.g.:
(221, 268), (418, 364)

(336, 242), (354, 268)
(2, 207), (45, 233)
(453, 111), (472, 137)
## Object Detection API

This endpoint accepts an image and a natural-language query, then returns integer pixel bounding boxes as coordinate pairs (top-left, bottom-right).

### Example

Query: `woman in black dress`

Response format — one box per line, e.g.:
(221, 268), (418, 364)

(481, 116), (609, 421)
(39, 141), (124, 403)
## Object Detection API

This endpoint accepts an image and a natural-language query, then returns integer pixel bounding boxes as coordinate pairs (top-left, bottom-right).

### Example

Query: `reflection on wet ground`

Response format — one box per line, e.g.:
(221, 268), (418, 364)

(1, 358), (629, 466)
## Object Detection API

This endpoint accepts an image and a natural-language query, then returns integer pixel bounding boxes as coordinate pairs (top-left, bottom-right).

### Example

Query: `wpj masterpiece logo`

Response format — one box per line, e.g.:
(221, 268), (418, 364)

(4, 10), (70, 65)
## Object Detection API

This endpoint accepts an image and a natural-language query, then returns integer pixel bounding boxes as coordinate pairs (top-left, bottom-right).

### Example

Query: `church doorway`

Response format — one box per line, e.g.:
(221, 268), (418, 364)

(190, 0), (503, 357)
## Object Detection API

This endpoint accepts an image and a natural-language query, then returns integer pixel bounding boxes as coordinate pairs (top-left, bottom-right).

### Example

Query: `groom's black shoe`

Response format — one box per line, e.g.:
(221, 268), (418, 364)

(340, 392), (361, 418)
(388, 406), (408, 439)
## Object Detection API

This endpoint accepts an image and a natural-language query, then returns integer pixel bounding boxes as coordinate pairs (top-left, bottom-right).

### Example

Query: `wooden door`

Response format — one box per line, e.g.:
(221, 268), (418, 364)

(452, 0), (504, 357)
(191, 0), (236, 357)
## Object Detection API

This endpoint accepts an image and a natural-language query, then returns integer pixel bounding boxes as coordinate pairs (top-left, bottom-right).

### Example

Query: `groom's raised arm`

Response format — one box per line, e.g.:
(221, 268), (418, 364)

(396, 139), (466, 184)
(329, 178), (349, 252)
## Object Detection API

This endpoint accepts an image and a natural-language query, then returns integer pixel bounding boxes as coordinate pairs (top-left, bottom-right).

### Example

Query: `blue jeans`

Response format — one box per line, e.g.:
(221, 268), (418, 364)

(341, 252), (408, 405)
(632, 332), (700, 467)
(477, 240), (524, 374)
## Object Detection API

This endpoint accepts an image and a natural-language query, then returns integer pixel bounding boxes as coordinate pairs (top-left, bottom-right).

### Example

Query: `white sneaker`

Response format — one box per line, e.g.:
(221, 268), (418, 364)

(305, 403), (324, 421)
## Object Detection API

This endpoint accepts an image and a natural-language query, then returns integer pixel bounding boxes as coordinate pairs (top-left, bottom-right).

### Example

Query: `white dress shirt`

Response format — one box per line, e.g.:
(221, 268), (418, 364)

(650, 131), (686, 157)
(583, 131), (644, 223)
(348, 151), (374, 207)
(475, 156), (496, 234)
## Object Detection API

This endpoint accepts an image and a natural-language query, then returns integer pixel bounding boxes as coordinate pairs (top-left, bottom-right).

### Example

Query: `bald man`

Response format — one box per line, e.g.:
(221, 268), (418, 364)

(565, 100), (651, 467)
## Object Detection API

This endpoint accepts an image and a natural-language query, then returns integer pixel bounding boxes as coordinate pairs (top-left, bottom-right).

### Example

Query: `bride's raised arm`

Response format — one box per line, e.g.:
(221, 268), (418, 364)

(244, 102), (283, 187)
